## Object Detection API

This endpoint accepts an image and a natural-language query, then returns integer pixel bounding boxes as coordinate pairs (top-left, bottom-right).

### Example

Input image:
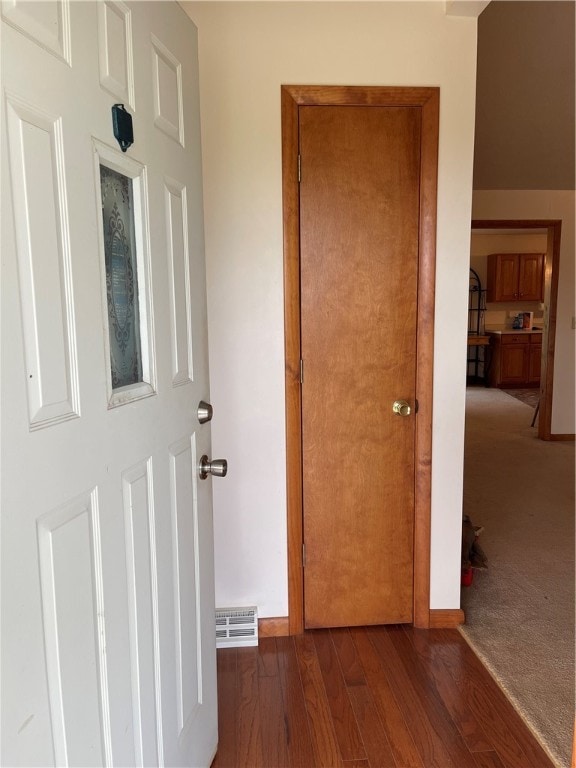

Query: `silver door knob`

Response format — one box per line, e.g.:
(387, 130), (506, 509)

(392, 400), (411, 416)
(199, 455), (228, 479)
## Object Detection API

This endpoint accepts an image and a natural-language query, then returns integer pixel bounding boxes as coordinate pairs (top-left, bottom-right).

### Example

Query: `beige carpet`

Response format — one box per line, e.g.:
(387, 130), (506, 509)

(505, 387), (541, 410)
(461, 387), (575, 768)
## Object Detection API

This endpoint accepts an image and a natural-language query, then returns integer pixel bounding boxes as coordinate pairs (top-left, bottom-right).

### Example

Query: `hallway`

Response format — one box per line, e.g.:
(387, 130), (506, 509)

(461, 387), (574, 767)
(211, 625), (553, 768)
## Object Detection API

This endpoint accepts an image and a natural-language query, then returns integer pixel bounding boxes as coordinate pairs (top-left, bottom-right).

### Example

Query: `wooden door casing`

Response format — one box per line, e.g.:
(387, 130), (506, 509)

(300, 106), (420, 628)
(282, 86), (439, 634)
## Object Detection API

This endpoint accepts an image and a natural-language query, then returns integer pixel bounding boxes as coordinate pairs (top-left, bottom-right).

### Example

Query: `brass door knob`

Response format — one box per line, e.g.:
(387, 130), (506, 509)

(392, 400), (411, 417)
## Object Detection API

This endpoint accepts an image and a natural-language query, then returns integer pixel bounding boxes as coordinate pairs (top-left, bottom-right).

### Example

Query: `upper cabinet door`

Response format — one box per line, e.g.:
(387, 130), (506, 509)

(518, 253), (545, 301)
(487, 253), (544, 303)
(487, 253), (519, 301)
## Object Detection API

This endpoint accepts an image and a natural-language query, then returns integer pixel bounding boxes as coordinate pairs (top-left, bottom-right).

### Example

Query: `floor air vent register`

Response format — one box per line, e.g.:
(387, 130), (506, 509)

(215, 606), (258, 648)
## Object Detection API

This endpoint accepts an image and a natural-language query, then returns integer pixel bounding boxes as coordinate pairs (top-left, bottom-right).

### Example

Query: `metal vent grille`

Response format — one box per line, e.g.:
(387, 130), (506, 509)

(215, 606), (258, 648)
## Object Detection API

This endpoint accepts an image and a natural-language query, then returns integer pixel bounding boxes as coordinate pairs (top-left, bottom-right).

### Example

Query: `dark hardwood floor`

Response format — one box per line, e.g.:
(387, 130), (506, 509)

(211, 625), (554, 768)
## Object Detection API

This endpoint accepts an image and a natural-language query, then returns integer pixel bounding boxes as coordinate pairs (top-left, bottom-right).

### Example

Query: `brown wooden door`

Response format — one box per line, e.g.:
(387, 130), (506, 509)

(300, 106), (420, 628)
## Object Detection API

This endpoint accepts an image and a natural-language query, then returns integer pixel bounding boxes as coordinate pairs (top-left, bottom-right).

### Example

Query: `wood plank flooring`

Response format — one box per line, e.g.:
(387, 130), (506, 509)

(211, 626), (554, 768)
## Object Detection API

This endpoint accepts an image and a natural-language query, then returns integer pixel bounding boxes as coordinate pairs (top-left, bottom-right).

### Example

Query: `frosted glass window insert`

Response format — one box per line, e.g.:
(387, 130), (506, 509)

(100, 165), (143, 388)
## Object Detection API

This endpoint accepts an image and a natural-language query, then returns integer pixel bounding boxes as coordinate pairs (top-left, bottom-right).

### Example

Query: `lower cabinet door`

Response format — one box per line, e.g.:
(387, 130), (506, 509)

(528, 342), (542, 384)
(501, 343), (529, 385)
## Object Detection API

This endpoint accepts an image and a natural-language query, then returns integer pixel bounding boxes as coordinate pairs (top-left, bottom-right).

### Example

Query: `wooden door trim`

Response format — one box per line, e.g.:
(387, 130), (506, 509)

(282, 85), (440, 634)
(429, 609), (466, 628)
(259, 617), (290, 638)
(471, 219), (561, 441)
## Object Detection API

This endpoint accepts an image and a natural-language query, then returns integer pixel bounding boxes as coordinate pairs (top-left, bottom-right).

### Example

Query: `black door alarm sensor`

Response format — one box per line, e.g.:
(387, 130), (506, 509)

(112, 104), (133, 153)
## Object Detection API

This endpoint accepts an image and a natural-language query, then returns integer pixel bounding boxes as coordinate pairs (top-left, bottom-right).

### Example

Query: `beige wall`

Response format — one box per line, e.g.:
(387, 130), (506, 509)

(474, 1), (575, 190)
(183, 1), (479, 616)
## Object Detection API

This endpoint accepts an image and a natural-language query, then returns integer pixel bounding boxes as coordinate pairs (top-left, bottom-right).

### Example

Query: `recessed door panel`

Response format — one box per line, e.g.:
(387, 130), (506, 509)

(1, 0), (71, 63)
(152, 35), (184, 146)
(98, 0), (135, 108)
(165, 178), (194, 386)
(122, 459), (161, 766)
(37, 491), (109, 767)
(6, 96), (79, 430)
(169, 436), (202, 734)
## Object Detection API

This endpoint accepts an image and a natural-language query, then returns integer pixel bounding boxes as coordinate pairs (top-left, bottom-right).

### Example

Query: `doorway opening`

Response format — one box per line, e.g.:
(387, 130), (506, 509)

(469, 219), (561, 441)
(461, 222), (572, 766)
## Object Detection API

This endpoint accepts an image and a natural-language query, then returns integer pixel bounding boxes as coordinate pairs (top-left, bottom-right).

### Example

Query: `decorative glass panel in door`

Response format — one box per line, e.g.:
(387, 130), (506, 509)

(100, 164), (143, 389)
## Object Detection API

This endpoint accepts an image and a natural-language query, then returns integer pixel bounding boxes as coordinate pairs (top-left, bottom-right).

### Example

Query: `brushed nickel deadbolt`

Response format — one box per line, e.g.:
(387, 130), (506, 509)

(197, 400), (213, 424)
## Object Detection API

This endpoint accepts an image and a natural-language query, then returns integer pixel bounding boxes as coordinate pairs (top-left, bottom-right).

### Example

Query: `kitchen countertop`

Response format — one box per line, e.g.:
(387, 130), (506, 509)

(486, 328), (543, 335)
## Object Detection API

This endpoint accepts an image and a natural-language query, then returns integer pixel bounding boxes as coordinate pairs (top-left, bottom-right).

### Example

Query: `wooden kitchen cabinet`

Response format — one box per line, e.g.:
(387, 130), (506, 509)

(499, 337), (528, 385)
(528, 338), (542, 384)
(488, 333), (542, 387)
(486, 253), (545, 302)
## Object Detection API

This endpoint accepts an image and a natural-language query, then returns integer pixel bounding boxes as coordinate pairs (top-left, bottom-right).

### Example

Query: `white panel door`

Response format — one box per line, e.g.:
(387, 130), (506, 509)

(1, 2), (219, 766)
